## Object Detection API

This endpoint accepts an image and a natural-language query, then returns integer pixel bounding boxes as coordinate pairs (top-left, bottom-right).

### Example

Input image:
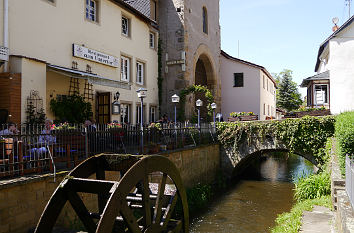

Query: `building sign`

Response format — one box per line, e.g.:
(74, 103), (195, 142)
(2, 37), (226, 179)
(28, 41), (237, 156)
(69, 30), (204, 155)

(0, 46), (9, 61)
(73, 44), (119, 68)
(166, 60), (185, 65)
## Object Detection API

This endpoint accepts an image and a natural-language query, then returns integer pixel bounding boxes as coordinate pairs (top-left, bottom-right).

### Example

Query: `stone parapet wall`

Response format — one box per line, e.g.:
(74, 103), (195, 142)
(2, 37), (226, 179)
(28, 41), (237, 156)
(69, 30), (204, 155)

(0, 144), (220, 233)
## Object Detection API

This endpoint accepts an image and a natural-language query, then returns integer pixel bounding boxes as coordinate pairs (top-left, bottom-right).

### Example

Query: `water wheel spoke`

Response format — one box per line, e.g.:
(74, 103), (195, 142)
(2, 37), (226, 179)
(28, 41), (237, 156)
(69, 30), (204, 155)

(67, 191), (97, 233)
(120, 202), (142, 233)
(142, 177), (152, 228)
(162, 194), (178, 229)
(153, 173), (167, 224)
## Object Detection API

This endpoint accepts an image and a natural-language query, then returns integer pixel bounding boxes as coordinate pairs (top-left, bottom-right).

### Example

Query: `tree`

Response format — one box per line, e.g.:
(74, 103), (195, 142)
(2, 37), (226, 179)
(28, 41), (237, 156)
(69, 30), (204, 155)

(275, 69), (302, 112)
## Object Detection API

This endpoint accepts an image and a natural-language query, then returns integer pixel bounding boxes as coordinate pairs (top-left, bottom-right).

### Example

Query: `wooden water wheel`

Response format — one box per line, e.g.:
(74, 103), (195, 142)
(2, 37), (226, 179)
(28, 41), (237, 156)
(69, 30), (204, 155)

(35, 154), (189, 233)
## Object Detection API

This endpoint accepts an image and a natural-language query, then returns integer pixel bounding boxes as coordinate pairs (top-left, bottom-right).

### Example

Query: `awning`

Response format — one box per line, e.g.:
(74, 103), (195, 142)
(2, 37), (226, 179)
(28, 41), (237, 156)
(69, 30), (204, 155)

(47, 64), (131, 90)
(300, 71), (330, 87)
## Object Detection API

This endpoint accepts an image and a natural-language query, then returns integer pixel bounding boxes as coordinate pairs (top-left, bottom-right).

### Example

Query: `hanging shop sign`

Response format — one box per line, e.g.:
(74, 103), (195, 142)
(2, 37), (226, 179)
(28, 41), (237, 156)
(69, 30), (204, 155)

(72, 44), (119, 68)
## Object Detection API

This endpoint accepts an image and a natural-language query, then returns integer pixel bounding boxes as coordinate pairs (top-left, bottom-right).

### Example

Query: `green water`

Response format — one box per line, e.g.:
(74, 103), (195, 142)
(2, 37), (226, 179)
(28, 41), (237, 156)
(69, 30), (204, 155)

(190, 153), (314, 233)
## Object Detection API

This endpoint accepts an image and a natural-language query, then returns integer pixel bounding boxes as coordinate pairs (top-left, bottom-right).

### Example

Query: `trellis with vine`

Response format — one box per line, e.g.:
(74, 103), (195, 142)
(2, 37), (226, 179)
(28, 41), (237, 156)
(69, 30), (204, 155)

(178, 85), (214, 121)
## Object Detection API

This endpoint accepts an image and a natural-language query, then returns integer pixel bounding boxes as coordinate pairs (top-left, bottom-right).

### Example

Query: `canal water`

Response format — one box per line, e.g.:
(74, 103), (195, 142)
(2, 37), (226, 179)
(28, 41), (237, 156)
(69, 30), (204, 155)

(190, 153), (314, 233)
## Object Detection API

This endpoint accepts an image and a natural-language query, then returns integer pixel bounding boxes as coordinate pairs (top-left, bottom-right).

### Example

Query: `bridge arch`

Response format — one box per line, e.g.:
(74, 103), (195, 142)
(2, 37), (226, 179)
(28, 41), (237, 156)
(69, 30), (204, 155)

(221, 136), (318, 178)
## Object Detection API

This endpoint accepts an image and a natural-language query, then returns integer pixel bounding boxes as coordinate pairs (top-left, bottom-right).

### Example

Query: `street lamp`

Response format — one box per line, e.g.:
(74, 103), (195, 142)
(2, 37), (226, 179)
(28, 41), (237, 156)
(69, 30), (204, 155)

(137, 88), (147, 154)
(196, 99), (203, 128)
(172, 94), (180, 127)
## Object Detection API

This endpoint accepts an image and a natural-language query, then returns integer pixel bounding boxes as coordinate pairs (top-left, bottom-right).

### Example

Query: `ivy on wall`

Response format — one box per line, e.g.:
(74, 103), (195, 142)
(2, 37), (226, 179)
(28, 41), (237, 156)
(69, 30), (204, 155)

(178, 85), (214, 121)
(216, 116), (336, 166)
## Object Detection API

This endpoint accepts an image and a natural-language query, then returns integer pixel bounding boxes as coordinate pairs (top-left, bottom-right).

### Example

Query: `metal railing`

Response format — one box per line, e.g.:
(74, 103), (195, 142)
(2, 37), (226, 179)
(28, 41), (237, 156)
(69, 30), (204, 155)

(346, 155), (354, 209)
(0, 123), (216, 179)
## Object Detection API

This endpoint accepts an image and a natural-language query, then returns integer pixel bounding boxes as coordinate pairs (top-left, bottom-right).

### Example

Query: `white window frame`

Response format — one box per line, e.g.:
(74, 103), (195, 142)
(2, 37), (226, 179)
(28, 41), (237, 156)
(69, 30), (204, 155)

(313, 84), (329, 105)
(120, 103), (131, 124)
(121, 56), (130, 82)
(122, 16), (130, 36)
(150, 106), (156, 123)
(86, 0), (97, 22)
(136, 105), (146, 124)
(149, 32), (155, 49)
(136, 62), (144, 85)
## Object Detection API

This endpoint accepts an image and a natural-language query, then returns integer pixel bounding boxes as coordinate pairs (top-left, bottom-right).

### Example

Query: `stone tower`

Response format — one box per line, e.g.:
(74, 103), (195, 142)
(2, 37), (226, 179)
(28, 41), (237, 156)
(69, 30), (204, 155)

(158, 0), (221, 120)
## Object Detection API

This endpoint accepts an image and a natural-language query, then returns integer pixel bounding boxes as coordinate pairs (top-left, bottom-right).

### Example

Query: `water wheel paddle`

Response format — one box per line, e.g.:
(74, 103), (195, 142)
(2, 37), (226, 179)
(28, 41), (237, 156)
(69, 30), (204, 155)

(35, 154), (189, 233)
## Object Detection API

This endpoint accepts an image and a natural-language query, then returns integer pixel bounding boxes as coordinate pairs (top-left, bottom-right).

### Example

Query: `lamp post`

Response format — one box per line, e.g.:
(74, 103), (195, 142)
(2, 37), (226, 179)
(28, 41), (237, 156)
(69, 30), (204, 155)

(137, 88), (147, 154)
(172, 94), (180, 127)
(196, 99), (203, 128)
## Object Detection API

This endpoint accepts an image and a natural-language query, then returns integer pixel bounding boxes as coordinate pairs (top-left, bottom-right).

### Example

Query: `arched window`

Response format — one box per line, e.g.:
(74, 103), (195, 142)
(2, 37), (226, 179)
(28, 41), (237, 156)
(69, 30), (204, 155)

(202, 7), (208, 34)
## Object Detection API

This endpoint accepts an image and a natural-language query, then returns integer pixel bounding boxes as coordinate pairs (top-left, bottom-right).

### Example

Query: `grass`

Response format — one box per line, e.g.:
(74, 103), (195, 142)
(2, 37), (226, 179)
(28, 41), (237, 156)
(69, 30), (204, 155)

(271, 195), (332, 233)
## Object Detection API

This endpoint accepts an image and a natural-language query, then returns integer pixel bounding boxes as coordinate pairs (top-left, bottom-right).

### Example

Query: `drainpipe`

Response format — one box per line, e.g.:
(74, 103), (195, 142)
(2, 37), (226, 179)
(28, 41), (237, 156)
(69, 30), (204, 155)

(3, 0), (9, 72)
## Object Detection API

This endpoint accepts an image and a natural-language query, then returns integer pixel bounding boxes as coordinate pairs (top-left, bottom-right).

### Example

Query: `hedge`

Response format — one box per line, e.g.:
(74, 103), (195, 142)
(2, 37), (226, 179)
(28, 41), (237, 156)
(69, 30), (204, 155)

(335, 111), (354, 175)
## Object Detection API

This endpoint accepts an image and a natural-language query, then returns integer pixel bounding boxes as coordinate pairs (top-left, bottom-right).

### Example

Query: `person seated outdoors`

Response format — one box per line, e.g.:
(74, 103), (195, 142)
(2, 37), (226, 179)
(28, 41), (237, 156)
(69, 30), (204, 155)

(30, 120), (56, 155)
(0, 122), (19, 138)
(0, 122), (18, 157)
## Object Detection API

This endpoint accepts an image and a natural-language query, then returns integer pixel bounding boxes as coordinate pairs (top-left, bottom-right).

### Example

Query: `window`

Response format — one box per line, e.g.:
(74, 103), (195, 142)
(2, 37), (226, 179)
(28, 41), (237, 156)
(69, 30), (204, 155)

(267, 79), (269, 91)
(263, 103), (266, 115)
(150, 106), (156, 123)
(136, 62), (144, 85)
(120, 103), (131, 124)
(233, 73), (244, 87)
(122, 16), (130, 36)
(314, 84), (328, 105)
(202, 7), (208, 34)
(136, 105), (146, 124)
(121, 56), (130, 82)
(149, 32), (155, 49)
(263, 76), (265, 89)
(267, 105), (270, 115)
(86, 0), (97, 22)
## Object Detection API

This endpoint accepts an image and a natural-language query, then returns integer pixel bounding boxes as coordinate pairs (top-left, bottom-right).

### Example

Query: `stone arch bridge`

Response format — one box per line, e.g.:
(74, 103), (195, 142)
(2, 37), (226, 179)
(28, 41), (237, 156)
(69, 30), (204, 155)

(221, 135), (319, 178)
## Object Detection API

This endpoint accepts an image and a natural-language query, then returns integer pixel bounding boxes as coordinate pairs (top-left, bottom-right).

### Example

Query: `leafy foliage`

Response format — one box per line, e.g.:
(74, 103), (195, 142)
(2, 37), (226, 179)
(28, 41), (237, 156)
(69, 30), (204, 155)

(275, 69), (302, 112)
(217, 116), (335, 166)
(178, 85), (214, 121)
(50, 95), (93, 123)
(335, 111), (354, 175)
(294, 172), (331, 201)
(271, 196), (332, 233)
(26, 103), (46, 124)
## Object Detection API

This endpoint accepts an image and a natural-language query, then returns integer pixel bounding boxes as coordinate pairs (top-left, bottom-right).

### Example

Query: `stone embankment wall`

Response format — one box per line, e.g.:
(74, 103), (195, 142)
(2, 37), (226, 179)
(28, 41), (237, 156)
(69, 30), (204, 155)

(0, 144), (220, 233)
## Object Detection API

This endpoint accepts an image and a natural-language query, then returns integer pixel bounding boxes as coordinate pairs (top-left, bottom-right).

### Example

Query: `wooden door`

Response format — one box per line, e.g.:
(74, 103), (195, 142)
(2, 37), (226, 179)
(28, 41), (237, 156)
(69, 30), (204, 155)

(96, 92), (111, 124)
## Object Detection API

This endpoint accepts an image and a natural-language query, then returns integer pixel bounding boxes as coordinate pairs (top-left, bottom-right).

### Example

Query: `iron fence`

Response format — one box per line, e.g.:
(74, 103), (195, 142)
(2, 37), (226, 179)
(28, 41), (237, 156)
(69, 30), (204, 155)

(0, 123), (216, 179)
(346, 155), (354, 209)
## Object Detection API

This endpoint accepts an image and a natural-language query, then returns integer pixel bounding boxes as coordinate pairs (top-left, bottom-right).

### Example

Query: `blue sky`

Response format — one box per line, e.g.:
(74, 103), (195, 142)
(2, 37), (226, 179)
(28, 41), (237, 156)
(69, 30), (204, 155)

(220, 0), (351, 97)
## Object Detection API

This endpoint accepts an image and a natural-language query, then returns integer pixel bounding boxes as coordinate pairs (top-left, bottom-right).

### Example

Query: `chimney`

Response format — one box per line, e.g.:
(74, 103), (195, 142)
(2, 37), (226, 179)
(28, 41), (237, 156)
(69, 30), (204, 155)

(332, 25), (339, 32)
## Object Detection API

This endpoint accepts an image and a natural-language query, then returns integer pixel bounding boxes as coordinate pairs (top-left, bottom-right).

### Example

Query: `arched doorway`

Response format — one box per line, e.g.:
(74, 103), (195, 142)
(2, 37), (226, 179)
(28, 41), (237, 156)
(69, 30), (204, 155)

(194, 54), (216, 121)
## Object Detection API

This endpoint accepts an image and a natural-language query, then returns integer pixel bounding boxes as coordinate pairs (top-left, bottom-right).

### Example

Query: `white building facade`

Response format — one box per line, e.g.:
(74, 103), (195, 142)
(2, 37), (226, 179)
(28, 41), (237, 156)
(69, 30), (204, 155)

(302, 16), (354, 114)
(0, 0), (159, 124)
(221, 51), (276, 121)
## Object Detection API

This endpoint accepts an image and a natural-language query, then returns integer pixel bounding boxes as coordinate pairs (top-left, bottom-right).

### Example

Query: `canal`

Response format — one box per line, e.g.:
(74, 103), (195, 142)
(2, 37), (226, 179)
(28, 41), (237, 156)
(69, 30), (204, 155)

(190, 153), (314, 233)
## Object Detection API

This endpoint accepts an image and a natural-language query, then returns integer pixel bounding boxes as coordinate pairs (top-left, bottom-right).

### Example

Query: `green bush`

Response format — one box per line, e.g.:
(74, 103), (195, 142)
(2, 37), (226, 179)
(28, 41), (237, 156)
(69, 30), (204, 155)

(294, 172), (331, 202)
(335, 111), (354, 175)
(271, 196), (331, 233)
(50, 95), (93, 123)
